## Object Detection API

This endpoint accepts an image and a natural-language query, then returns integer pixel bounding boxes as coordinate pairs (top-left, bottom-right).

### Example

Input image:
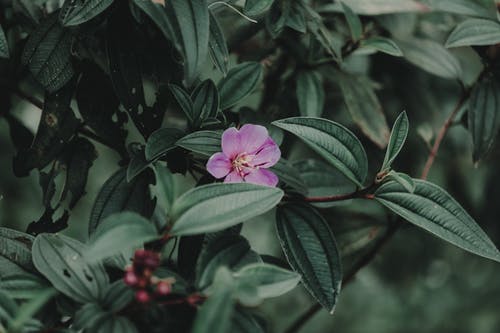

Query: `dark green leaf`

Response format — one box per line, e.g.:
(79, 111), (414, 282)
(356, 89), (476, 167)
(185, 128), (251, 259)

(218, 62), (263, 110)
(374, 179), (500, 262)
(361, 37), (403, 56)
(87, 212), (158, 262)
(468, 74), (500, 162)
(0, 273), (49, 299)
(0, 25), (8, 58)
(170, 183), (284, 236)
(385, 171), (415, 193)
(209, 11), (229, 76)
(89, 168), (156, 235)
(381, 111), (409, 171)
(296, 71), (324, 117)
(126, 143), (149, 182)
(244, 0), (275, 16)
(14, 84), (80, 176)
(446, 18), (500, 48)
(270, 159), (308, 194)
(192, 79), (220, 124)
(0, 228), (36, 273)
(9, 288), (57, 332)
(273, 117), (368, 186)
(320, 0), (428, 15)
(32, 234), (109, 303)
(231, 309), (266, 333)
(21, 13), (74, 92)
(276, 203), (343, 313)
(427, 0), (496, 19)
(397, 37), (462, 80)
(176, 130), (222, 157)
(169, 84), (195, 124)
(153, 165), (176, 214)
(192, 268), (235, 333)
(60, 0), (114, 26)
(196, 235), (261, 289)
(337, 72), (390, 148)
(101, 280), (134, 313)
(341, 1), (362, 40)
(145, 128), (185, 161)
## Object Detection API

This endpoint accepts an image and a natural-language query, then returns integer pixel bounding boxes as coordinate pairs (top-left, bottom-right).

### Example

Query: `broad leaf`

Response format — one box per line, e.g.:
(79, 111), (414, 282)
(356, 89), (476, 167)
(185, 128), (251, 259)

(192, 79), (220, 125)
(8, 288), (57, 332)
(361, 37), (403, 56)
(397, 37), (462, 80)
(296, 71), (324, 117)
(32, 234), (109, 303)
(385, 171), (415, 193)
(234, 263), (300, 299)
(468, 74), (500, 162)
(169, 84), (195, 124)
(21, 13), (74, 92)
(176, 130), (222, 157)
(381, 111), (409, 171)
(126, 143), (149, 182)
(0, 273), (49, 299)
(374, 180), (500, 262)
(209, 11), (229, 76)
(218, 62), (263, 110)
(231, 309), (266, 333)
(170, 183), (284, 235)
(244, 0), (275, 16)
(273, 117), (368, 186)
(446, 18), (500, 48)
(320, 0), (428, 15)
(270, 159), (308, 194)
(341, 2), (362, 40)
(87, 212), (158, 262)
(427, 0), (496, 19)
(0, 25), (8, 58)
(276, 203), (343, 313)
(145, 128), (185, 161)
(0, 228), (36, 273)
(89, 168), (156, 235)
(337, 73), (390, 148)
(60, 0), (114, 26)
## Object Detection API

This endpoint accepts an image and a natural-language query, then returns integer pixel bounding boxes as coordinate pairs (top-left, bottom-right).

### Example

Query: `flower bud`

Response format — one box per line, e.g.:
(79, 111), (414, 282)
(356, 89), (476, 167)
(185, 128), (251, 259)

(124, 271), (138, 287)
(135, 290), (150, 303)
(156, 281), (171, 296)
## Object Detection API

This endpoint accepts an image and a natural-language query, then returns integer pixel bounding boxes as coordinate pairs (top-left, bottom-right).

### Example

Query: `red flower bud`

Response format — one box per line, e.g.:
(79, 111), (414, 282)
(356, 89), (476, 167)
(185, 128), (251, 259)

(156, 281), (171, 296)
(124, 271), (138, 286)
(135, 290), (150, 303)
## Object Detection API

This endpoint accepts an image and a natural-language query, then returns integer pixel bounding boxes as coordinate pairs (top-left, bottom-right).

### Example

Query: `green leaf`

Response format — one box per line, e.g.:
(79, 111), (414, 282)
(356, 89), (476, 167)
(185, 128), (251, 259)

(231, 309), (266, 333)
(337, 73), (390, 148)
(153, 165), (176, 214)
(218, 62), (263, 109)
(145, 128), (185, 162)
(32, 234), (109, 303)
(276, 203), (343, 313)
(427, 0), (496, 19)
(296, 71), (324, 117)
(167, 0), (210, 86)
(273, 117), (368, 186)
(87, 212), (158, 262)
(89, 168), (156, 235)
(192, 268), (235, 333)
(0, 273), (49, 299)
(234, 263), (300, 299)
(381, 111), (409, 171)
(126, 144), (149, 182)
(8, 287), (57, 332)
(374, 179), (500, 262)
(176, 130), (222, 156)
(101, 280), (134, 313)
(320, 0), (428, 15)
(446, 18), (500, 48)
(94, 316), (139, 333)
(0, 25), (8, 58)
(361, 37), (403, 56)
(169, 84), (195, 124)
(397, 37), (462, 80)
(209, 11), (229, 76)
(341, 2), (362, 41)
(170, 183), (284, 236)
(21, 13), (74, 92)
(0, 289), (17, 321)
(0, 228), (36, 273)
(270, 159), (308, 194)
(468, 74), (500, 162)
(192, 79), (220, 124)
(196, 235), (261, 289)
(60, 0), (114, 26)
(244, 0), (275, 16)
(385, 171), (415, 193)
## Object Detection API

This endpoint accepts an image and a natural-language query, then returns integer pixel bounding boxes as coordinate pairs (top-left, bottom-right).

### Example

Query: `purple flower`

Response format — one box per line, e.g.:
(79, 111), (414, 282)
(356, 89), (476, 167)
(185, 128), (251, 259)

(206, 124), (281, 187)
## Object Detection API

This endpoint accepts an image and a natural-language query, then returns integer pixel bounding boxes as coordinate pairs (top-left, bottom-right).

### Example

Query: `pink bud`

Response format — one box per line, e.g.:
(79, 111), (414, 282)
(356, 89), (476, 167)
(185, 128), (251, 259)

(156, 281), (171, 296)
(135, 290), (150, 303)
(124, 271), (138, 286)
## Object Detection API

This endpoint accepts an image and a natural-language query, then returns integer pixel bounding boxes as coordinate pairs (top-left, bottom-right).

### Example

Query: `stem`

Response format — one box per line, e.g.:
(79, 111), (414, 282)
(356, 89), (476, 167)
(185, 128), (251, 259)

(420, 90), (470, 179)
(284, 90), (471, 333)
(303, 188), (374, 203)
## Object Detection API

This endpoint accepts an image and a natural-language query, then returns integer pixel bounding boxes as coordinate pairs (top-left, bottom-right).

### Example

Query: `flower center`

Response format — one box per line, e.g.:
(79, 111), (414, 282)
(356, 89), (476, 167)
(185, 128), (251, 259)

(232, 153), (255, 175)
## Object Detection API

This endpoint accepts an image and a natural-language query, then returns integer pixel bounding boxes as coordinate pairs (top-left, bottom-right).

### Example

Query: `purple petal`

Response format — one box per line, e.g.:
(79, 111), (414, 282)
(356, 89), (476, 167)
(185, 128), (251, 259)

(224, 170), (245, 183)
(206, 152), (232, 178)
(238, 124), (269, 154)
(244, 169), (279, 187)
(251, 137), (281, 168)
(221, 127), (241, 159)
